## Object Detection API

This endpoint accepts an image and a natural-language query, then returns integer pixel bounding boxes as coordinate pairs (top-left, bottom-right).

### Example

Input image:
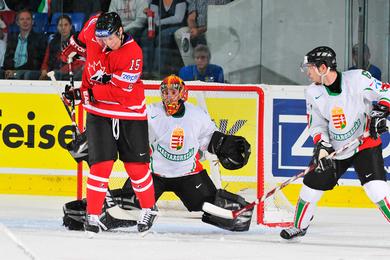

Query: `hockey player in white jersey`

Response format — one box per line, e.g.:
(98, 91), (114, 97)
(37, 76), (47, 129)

(280, 46), (390, 240)
(63, 75), (252, 232)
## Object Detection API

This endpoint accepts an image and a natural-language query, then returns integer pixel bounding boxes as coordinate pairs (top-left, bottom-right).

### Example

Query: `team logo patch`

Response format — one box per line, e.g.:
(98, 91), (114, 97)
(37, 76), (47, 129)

(88, 60), (107, 81)
(331, 106), (347, 129)
(170, 127), (184, 150)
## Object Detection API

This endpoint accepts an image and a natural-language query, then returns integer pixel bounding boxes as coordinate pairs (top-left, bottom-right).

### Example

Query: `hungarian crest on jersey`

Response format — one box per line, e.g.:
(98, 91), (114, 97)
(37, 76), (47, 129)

(331, 106), (347, 129)
(170, 127), (184, 150)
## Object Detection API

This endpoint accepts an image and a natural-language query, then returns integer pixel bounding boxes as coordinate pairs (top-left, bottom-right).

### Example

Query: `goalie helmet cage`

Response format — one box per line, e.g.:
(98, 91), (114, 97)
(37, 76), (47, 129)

(75, 82), (293, 227)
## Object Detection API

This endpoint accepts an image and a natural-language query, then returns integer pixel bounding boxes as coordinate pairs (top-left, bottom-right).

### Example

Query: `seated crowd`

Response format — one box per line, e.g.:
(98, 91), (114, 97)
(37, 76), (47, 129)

(0, 0), (226, 82)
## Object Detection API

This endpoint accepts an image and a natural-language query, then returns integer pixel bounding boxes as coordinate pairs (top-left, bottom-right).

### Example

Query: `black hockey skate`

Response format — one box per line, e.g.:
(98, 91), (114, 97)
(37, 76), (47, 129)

(280, 227), (308, 240)
(84, 214), (107, 237)
(137, 206), (158, 234)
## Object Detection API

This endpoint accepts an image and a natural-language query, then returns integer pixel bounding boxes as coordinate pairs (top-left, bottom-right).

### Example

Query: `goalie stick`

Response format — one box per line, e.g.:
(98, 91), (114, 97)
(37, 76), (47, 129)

(202, 131), (370, 220)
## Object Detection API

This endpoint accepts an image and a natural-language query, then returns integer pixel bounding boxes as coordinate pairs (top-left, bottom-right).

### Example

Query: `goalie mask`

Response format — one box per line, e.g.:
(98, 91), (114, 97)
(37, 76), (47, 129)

(160, 75), (188, 116)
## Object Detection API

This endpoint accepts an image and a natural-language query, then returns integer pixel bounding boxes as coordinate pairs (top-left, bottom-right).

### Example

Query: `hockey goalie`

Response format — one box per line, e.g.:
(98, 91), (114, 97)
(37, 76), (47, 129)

(63, 75), (253, 232)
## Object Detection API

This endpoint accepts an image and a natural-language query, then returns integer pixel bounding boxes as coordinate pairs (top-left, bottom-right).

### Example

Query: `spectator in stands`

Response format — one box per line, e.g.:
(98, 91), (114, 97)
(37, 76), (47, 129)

(0, 16), (6, 67)
(179, 44), (224, 82)
(144, 0), (187, 76)
(349, 43), (381, 80)
(109, 0), (148, 42)
(186, 0), (207, 47)
(39, 15), (83, 81)
(2, 9), (47, 80)
(175, 0), (207, 66)
(50, 0), (101, 19)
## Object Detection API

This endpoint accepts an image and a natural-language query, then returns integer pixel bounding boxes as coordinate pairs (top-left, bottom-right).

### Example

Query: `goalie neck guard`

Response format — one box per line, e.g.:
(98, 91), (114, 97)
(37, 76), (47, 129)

(160, 75), (188, 116)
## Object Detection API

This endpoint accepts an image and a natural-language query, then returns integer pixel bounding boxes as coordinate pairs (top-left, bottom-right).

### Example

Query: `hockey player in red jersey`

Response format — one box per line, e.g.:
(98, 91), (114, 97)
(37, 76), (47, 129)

(280, 46), (390, 240)
(62, 12), (157, 235)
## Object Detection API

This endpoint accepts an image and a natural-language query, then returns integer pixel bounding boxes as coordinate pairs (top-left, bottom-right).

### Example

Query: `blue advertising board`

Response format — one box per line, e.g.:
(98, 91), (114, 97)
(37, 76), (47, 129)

(272, 98), (390, 180)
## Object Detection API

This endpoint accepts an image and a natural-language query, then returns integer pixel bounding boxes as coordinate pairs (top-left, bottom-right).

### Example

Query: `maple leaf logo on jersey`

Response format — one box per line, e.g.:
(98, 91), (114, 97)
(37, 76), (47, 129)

(170, 127), (184, 150)
(88, 60), (111, 84)
(331, 106), (347, 129)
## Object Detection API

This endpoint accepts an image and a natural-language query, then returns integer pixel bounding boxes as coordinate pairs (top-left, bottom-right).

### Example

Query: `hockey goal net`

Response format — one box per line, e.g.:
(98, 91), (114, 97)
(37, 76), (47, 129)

(77, 81), (293, 226)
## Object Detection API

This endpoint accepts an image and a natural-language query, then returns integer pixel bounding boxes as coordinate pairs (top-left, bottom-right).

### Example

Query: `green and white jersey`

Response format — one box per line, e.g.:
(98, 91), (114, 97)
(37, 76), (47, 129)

(305, 69), (390, 159)
(147, 102), (218, 177)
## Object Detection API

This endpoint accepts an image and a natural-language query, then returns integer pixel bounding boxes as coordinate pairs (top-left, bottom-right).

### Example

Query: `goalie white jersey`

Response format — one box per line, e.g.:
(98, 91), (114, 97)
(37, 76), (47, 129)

(147, 102), (218, 177)
(305, 69), (390, 159)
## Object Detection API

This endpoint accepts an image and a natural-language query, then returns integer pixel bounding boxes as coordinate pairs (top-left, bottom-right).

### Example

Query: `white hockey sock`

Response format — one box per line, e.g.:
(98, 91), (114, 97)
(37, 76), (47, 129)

(294, 185), (324, 229)
(363, 180), (390, 223)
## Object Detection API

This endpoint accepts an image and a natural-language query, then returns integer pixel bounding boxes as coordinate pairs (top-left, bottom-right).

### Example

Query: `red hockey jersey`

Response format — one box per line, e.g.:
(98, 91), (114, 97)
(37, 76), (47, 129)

(78, 15), (147, 120)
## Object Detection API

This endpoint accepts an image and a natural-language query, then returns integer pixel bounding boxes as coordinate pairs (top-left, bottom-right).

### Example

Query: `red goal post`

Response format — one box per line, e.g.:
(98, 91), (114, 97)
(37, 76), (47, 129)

(76, 81), (293, 226)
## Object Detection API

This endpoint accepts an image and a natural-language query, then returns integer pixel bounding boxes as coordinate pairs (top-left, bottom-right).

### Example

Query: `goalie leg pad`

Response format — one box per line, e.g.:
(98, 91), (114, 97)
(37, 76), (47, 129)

(63, 199), (87, 231)
(202, 189), (252, 232)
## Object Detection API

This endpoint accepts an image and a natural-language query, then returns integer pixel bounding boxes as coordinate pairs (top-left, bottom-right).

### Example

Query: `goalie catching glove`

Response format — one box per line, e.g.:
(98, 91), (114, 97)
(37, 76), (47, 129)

(369, 103), (389, 139)
(208, 131), (251, 170)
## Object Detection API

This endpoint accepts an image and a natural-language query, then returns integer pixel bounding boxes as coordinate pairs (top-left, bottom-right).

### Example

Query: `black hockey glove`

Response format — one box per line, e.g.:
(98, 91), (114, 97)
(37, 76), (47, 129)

(63, 84), (82, 101)
(62, 85), (96, 103)
(369, 103), (389, 139)
(208, 131), (251, 170)
(311, 140), (335, 173)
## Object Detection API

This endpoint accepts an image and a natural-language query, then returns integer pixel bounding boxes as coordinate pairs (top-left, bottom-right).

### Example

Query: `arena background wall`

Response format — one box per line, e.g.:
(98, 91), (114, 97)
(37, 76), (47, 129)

(0, 80), (389, 209)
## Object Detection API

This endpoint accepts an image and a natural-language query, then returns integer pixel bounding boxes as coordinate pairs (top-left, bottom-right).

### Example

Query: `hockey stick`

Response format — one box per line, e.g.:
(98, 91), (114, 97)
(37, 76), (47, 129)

(202, 132), (370, 219)
(48, 70), (88, 164)
(47, 70), (80, 136)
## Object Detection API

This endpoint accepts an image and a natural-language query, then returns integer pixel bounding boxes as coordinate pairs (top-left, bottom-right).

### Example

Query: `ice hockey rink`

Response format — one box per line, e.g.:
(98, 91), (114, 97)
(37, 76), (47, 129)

(0, 195), (389, 260)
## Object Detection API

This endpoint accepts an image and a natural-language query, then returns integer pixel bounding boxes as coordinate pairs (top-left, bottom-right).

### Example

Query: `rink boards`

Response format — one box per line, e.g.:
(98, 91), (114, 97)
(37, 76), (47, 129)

(0, 80), (389, 208)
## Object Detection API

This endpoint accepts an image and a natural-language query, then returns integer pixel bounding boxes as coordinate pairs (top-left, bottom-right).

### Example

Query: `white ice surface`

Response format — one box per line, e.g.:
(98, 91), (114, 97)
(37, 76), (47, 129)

(0, 195), (390, 260)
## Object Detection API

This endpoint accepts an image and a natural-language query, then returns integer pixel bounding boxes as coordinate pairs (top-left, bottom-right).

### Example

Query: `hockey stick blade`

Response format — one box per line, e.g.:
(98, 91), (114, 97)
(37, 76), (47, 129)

(202, 132), (370, 219)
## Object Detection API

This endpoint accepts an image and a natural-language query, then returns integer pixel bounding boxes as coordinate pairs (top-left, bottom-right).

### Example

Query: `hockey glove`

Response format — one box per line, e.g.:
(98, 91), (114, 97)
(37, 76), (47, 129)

(312, 140), (335, 173)
(60, 34), (86, 63)
(63, 85), (96, 105)
(208, 131), (251, 170)
(369, 103), (389, 139)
